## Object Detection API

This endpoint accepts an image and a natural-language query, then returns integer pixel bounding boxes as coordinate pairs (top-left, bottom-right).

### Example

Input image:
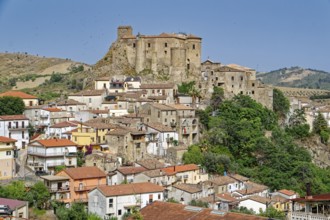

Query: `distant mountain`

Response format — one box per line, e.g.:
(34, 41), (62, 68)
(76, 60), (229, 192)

(257, 67), (330, 90)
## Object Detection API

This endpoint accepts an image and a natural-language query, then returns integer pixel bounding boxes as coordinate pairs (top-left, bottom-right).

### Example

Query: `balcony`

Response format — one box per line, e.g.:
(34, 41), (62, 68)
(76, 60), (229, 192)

(47, 162), (65, 167)
(290, 212), (330, 220)
(65, 152), (77, 157)
(28, 161), (44, 167)
(8, 126), (27, 131)
(40, 114), (49, 119)
(48, 186), (70, 193)
(27, 151), (64, 157)
(74, 185), (99, 192)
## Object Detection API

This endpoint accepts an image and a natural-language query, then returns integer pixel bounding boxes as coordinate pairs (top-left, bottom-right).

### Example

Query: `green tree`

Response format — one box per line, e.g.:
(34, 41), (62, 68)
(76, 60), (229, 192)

(27, 181), (50, 209)
(87, 213), (103, 220)
(182, 145), (204, 165)
(178, 81), (196, 94)
(0, 181), (28, 201)
(188, 199), (209, 208)
(55, 165), (66, 173)
(56, 202), (88, 220)
(231, 206), (255, 215)
(313, 112), (328, 134)
(258, 207), (285, 220)
(0, 96), (25, 115)
(286, 109), (310, 139)
(210, 86), (224, 111)
(273, 88), (290, 122)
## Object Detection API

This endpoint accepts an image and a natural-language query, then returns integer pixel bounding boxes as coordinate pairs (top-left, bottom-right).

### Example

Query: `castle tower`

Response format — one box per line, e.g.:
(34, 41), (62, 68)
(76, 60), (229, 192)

(117, 26), (133, 39)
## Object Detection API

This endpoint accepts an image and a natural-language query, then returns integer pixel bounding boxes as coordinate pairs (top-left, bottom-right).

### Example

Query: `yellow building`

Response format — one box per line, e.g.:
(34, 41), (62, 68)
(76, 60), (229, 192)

(71, 121), (116, 152)
(0, 136), (17, 180)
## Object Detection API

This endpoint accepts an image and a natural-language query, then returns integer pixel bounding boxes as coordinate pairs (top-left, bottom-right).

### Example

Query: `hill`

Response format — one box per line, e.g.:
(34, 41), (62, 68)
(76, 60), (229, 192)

(257, 66), (330, 90)
(0, 52), (93, 100)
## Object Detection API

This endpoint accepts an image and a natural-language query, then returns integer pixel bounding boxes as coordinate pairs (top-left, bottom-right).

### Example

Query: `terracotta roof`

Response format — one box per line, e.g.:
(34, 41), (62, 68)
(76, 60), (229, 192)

(0, 198), (27, 210)
(0, 91), (37, 99)
(136, 159), (165, 170)
(96, 182), (164, 197)
(140, 169), (166, 178)
(140, 83), (176, 89)
(70, 89), (106, 96)
(117, 166), (147, 175)
(56, 99), (86, 106)
(149, 103), (175, 111)
(31, 139), (77, 148)
(209, 176), (236, 186)
(107, 128), (131, 136)
(145, 122), (175, 132)
(173, 184), (202, 194)
(136, 201), (267, 220)
(277, 189), (297, 197)
(199, 193), (237, 204)
(0, 115), (28, 121)
(43, 107), (62, 112)
(162, 164), (199, 175)
(61, 166), (106, 180)
(0, 136), (17, 143)
(50, 121), (80, 128)
(166, 104), (194, 110)
(292, 193), (330, 202)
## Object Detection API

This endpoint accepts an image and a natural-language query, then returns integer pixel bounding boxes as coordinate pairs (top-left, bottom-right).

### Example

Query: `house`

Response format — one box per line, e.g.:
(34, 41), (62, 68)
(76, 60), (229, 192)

(27, 139), (77, 173)
(95, 76), (111, 90)
(289, 193), (330, 220)
(47, 121), (80, 139)
(68, 89), (107, 110)
(271, 189), (298, 212)
(199, 193), (238, 211)
(88, 182), (164, 220)
(166, 145), (188, 164)
(41, 175), (71, 203)
(208, 174), (247, 194)
(0, 136), (17, 179)
(139, 83), (177, 104)
(134, 158), (165, 170)
(109, 166), (147, 185)
(0, 115), (29, 149)
(232, 182), (269, 199)
(136, 201), (267, 220)
(134, 169), (175, 191)
(56, 99), (87, 114)
(0, 198), (29, 219)
(144, 122), (178, 157)
(124, 76), (141, 91)
(238, 195), (271, 214)
(56, 166), (107, 203)
(169, 182), (213, 205)
(0, 90), (38, 107)
(161, 164), (208, 185)
(85, 151), (121, 173)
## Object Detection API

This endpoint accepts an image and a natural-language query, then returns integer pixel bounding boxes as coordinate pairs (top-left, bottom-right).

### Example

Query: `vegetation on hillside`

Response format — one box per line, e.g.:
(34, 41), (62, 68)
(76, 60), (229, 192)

(257, 66), (330, 90)
(0, 96), (25, 115)
(184, 87), (330, 195)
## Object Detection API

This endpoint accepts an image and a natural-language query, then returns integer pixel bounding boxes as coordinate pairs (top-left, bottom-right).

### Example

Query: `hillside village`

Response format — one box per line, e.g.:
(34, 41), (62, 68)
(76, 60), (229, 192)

(1, 26), (330, 220)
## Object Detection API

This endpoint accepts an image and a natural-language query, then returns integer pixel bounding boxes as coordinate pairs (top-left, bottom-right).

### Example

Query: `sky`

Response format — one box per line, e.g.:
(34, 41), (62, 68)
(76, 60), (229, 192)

(0, 0), (330, 72)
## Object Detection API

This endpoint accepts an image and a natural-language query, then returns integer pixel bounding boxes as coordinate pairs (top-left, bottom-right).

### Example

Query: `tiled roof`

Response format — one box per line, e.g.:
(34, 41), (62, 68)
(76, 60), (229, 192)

(95, 76), (110, 81)
(56, 99), (85, 106)
(199, 193), (237, 204)
(0, 91), (37, 99)
(145, 122), (175, 132)
(0, 136), (17, 143)
(84, 122), (117, 129)
(88, 109), (109, 114)
(61, 166), (106, 180)
(136, 159), (165, 170)
(32, 139), (77, 148)
(227, 64), (254, 72)
(50, 121), (80, 128)
(96, 182), (164, 197)
(107, 128), (130, 136)
(148, 95), (167, 100)
(117, 166), (147, 175)
(140, 83), (176, 89)
(0, 198), (27, 210)
(166, 104), (194, 110)
(136, 201), (267, 220)
(228, 174), (249, 182)
(209, 176), (236, 186)
(277, 189), (297, 196)
(235, 182), (268, 195)
(70, 89), (106, 96)
(149, 103), (175, 111)
(141, 169), (165, 178)
(43, 107), (62, 112)
(162, 164), (199, 175)
(0, 115), (28, 121)
(173, 184), (202, 194)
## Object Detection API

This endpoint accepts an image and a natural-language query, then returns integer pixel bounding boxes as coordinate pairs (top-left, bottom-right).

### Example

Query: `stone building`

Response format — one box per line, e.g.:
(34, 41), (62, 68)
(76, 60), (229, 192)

(99, 26), (202, 82)
(200, 60), (273, 109)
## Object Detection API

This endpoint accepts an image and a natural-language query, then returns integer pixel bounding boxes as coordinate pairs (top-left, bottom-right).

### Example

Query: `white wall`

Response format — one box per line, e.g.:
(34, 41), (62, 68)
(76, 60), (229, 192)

(239, 200), (266, 214)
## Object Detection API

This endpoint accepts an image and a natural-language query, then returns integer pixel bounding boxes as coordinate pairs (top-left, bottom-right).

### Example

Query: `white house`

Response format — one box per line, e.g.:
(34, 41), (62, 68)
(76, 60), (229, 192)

(238, 195), (271, 214)
(0, 115), (29, 149)
(88, 182), (164, 220)
(144, 122), (178, 156)
(169, 183), (213, 205)
(95, 77), (110, 90)
(124, 76), (141, 91)
(27, 139), (77, 173)
(109, 166), (147, 185)
(68, 89), (107, 110)
(47, 121), (80, 139)
(232, 182), (269, 199)
(56, 99), (87, 114)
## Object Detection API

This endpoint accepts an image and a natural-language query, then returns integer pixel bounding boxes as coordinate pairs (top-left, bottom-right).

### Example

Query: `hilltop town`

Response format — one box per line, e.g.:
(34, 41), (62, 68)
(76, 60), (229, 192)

(1, 26), (330, 220)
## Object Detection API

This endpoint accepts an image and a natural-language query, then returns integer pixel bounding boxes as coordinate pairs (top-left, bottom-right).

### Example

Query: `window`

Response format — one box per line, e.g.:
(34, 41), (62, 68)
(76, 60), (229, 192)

(192, 44), (195, 50)
(149, 194), (153, 203)
(158, 111), (160, 118)
(8, 122), (11, 128)
(158, 194), (161, 199)
(148, 43), (151, 48)
(133, 43), (136, 48)
(29, 101), (33, 106)
(6, 151), (11, 156)
(118, 209), (122, 215)
(231, 76), (234, 81)
(22, 131), (24, 138)
(164, 50), (167, 55)
(22, 121), (25, 128)
(252, 90), (255, 94)
(89, 98), (92, 104)
(241, 76), (243, 81)
(165, 43), (167, 47)
(109, 198), (113, 208)
(240, 91), (243, 94)
(165, 118), (167, 123)
(252, 83), (255, 87)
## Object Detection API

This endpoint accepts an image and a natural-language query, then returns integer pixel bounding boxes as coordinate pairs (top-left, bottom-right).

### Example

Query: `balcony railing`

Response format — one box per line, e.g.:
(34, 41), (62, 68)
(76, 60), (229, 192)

(28, 162), (44, 167)
(47, 162), (65, 167)
(48, 186), (70, 193)
(8, 126), (27, 131)
(65, 152), (77, 157)
(290, 212), (330, 220)
(28, 151), (64, 157)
